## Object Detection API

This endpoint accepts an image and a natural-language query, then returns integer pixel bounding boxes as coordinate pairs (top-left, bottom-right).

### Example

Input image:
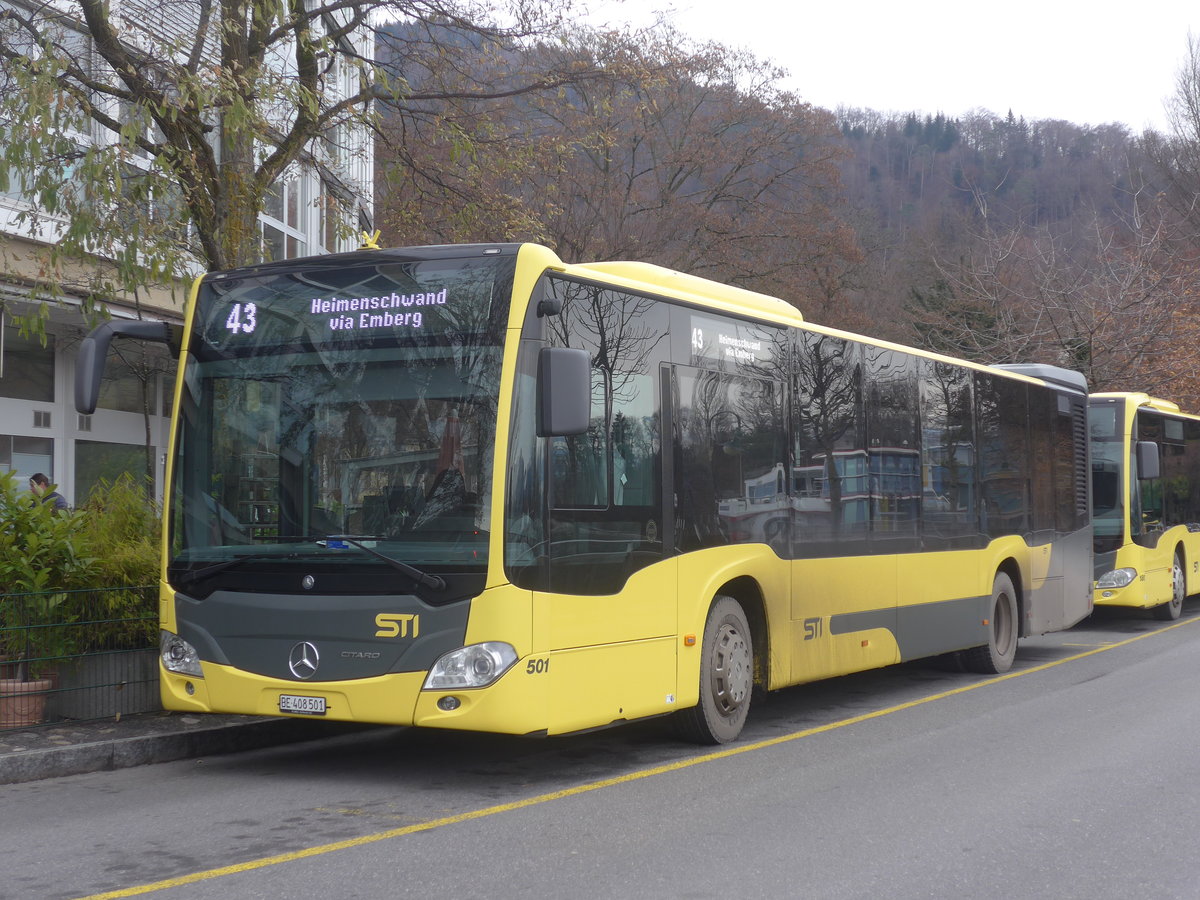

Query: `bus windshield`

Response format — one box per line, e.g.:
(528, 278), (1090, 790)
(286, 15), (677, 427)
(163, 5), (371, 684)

(1089, 401), (1125, 553)
(168, 252), (514, 593)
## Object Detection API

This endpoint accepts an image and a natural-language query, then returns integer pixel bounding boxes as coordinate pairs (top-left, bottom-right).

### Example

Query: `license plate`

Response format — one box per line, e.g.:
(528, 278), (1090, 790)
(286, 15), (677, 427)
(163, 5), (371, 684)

(279, 694), (326, 715)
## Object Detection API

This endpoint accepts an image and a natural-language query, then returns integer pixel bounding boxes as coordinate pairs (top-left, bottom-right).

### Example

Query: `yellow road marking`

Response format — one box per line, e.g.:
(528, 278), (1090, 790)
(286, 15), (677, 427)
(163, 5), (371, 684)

(77, 614), (1200, 899)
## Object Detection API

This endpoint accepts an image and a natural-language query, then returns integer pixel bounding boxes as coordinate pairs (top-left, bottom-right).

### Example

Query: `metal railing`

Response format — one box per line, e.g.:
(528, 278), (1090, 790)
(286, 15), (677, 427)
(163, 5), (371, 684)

(0, 586), (158, 729)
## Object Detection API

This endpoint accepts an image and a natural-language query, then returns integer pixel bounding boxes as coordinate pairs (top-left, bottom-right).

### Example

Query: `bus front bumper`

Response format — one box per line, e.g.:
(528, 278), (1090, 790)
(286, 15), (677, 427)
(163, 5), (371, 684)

(160, 658), (549, 735)
(1093, 578), (1153, 609)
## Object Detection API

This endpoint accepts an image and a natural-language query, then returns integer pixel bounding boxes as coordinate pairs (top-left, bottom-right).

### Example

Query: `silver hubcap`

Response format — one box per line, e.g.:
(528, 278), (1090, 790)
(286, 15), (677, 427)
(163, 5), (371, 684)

(709, 620), (751, 716)
(1173, 559), (1185, 611)
(994, 591), (1014, 654)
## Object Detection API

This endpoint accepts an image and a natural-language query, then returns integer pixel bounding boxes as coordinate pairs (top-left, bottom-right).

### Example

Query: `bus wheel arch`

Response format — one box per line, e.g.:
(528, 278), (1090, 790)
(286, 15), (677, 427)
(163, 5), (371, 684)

(714, 576), (768, 686)
(1153, 547), (1186, 620)
(997, 558), (1025, 636)
(675, 581), (762, 744)
(963, 567), (1020, 675)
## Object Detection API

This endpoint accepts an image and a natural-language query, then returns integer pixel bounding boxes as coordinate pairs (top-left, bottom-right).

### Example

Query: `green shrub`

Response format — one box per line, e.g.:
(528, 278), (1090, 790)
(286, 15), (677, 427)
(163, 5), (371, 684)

(77, 473), (161, 587)
(0, 470), (97, 594)
(0, 470), (97, 678)
(69, 475), (161, 652)
(0, 472), (161, 674)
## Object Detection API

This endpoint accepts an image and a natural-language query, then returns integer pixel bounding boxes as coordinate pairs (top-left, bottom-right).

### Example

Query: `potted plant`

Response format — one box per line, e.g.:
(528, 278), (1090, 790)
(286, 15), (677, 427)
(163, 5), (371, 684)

(0, 470), (96, 726)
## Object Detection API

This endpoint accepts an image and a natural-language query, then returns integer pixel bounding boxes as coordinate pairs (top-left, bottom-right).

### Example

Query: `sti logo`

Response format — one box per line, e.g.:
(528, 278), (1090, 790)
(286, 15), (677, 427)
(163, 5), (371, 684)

(375, 613), (420, 639)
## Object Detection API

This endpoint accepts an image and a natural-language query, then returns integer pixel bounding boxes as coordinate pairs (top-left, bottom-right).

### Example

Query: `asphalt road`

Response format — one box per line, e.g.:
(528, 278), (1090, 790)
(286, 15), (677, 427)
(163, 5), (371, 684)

(7, 605), (1200, 900)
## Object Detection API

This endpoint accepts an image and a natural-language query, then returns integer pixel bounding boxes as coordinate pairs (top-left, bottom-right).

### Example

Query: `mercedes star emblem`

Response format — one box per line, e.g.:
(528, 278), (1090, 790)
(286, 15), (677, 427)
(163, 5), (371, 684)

(288, 641), (320, 679)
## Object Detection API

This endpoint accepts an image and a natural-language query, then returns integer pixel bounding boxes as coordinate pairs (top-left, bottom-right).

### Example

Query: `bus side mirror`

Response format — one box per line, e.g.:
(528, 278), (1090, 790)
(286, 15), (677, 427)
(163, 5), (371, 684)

(537, 347), (590, 437)
(75, 319), (174, 415)
(1136, 440), (1161, 481)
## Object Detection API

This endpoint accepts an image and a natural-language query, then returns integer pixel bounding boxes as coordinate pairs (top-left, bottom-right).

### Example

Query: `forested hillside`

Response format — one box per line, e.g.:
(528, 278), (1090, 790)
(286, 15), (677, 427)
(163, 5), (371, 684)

(374, 23), (1200, 405)
(833, 109), (1198, 404)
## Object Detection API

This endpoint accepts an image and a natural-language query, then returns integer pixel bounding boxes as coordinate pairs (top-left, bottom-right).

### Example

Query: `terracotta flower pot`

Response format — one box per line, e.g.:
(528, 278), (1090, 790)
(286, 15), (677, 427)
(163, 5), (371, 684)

(0, 678), (54, 728)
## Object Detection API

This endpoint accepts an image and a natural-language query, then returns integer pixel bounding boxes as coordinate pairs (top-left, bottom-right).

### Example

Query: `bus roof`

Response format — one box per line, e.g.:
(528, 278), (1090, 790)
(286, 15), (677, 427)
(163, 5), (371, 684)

(553, 252), (1085, 394)
(1091, 392), (1198, 418)
(567, 259), (806, 327)
(994, 363), (1088, 394)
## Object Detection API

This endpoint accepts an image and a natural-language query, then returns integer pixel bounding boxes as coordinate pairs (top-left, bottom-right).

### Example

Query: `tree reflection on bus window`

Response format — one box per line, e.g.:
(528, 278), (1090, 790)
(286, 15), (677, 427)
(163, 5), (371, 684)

(676, 368), (783, 552)
(793, 333), (865, 556)
(539, 277), (668, 595)
(919, 359), (978, 549)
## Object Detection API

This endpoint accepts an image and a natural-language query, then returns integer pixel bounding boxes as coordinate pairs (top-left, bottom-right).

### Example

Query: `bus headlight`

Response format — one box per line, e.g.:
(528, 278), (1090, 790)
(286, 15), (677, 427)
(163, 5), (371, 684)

(1096, 568), (1137, 589)
(161, 631), (203, 677)
(423, 642), (517, 690)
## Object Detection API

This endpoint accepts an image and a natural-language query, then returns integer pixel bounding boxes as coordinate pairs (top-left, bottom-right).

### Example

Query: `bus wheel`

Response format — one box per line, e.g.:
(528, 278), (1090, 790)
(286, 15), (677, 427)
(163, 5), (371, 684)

(1153, 552), (1186, 621)
(963, 572), (1018, 675)
(675, 596), (753, 744)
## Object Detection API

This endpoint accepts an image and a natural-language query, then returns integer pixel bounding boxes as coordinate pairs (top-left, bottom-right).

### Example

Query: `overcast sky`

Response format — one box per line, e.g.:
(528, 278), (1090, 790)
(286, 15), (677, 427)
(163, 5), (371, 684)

(589, 0), (1196, 132)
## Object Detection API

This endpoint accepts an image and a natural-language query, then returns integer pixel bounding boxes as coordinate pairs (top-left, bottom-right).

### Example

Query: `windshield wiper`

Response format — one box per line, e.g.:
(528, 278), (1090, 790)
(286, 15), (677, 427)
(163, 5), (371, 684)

(174, 538), (448, 593)
(319, 535), (447, 592)
(173, 552), (300, 587)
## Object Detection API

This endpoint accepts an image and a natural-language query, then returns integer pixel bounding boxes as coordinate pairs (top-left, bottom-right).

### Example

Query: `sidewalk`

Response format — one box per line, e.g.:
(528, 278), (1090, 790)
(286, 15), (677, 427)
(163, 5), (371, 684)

(0, 711), (371, 785)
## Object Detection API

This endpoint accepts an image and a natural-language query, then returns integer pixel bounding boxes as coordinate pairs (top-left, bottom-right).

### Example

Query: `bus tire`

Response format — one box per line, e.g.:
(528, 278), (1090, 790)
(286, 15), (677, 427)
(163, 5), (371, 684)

(675, 595), (753, 744)
(1153, 552), (1186, 621)
(963, 572), (1018, 675)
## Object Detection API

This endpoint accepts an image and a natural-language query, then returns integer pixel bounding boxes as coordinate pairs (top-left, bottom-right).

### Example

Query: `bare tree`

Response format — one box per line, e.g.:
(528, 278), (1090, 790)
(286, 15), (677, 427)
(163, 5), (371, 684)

(916, 189), (1199, 393)
(0, 0), (605, 326)
(377, 26), (863, 319)
(1147, 32), (1200, 229)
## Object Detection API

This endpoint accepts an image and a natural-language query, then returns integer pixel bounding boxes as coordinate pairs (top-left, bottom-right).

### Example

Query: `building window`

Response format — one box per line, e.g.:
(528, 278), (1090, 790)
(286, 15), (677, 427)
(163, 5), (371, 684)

(161, 376), (175, 417)
(95, 343), (172, 414)
(98, 352), (149, 414)
(0, 433), (54, 482)
(321, 185), (347, 253)
(0, 325), (55, 402)
(261, 175), (307, 262)
(75, 439), (147, 502)
(0, 157), (32, 201)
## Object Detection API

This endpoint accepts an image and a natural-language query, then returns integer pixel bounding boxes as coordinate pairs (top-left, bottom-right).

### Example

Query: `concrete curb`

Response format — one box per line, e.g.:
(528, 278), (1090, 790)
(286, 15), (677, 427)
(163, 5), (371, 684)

(0, 718), (362, 785)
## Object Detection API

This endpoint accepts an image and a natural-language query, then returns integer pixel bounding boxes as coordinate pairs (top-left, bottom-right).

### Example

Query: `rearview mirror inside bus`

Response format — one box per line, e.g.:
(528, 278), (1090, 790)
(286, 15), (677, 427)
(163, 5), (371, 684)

(1136, 440), (1161, 481)
(537, 347), (590, 436)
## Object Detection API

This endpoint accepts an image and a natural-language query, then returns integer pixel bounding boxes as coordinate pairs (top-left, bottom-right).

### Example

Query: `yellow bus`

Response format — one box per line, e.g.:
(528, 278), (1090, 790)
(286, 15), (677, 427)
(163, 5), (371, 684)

(1090, 392), (1200, 619)
(76, 243), (1093, 743)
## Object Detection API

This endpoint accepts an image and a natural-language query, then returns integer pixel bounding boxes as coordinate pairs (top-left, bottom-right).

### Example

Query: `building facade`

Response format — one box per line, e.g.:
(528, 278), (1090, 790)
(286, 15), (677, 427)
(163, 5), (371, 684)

(0, 0), (374, 505)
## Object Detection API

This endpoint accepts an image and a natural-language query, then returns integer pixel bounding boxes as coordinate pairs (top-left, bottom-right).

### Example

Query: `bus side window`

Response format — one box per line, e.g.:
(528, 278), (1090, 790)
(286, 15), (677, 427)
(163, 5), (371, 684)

(976, 373), (1031, 539)
(793, 333), (865, 556)
(676, 367), (783, 552)
(540, 279), (669, 595)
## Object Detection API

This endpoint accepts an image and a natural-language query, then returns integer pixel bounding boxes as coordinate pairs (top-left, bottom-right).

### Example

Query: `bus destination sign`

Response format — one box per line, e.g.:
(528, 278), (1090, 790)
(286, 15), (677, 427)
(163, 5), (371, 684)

(222, 289), (449, 338)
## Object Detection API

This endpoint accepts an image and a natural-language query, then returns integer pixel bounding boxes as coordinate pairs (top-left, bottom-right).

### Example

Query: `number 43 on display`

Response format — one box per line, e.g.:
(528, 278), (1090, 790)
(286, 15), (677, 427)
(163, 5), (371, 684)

(225, 302), (258, 334)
